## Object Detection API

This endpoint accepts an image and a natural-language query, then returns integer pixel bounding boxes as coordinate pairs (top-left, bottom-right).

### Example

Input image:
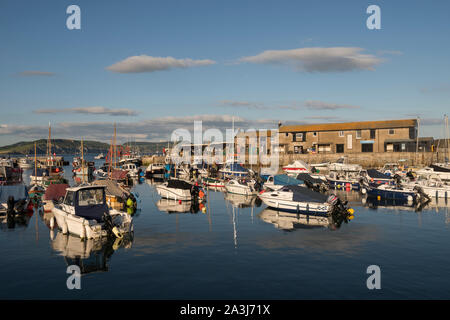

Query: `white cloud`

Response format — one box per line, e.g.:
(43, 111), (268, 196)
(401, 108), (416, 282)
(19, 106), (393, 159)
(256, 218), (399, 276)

(18, 71), (55, 76)
(106, 55), (216, 73)
(304, 100), (360, 110)
(33, 106), (138, 116)
(239, 47), (383, 72)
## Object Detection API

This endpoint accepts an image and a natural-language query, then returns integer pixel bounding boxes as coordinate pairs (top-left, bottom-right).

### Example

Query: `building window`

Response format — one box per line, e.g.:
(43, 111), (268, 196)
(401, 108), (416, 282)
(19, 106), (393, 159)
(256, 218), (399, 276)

(409, 127), (416, 139)
(339, 131), (344, 137)
(336, 144), (344, 153)
(362, 144), (373, 152)
(293, 132), (303, 142)
(389, 129), (395, 135)
(313, 132), (317, 137)
(318, 144), (331, 153)
(285, 133), (288, 137)
(370, 129), (376, 139)
(356, 130), (362, 139)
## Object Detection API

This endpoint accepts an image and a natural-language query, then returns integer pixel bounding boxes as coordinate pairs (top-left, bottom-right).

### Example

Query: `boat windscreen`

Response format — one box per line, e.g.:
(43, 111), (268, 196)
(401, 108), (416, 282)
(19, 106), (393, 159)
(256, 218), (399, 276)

(273, 174), (304, 185)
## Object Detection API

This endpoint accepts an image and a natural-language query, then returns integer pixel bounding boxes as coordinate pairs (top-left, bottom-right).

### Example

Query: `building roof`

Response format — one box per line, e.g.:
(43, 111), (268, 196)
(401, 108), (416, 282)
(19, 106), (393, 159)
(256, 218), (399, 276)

(279, 119), (417, 133)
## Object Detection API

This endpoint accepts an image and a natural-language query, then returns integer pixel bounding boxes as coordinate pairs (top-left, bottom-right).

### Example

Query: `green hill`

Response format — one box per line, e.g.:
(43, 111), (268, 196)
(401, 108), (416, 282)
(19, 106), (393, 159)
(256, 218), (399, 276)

(0, 139), (170, 155)
(0, 139), (110, 155)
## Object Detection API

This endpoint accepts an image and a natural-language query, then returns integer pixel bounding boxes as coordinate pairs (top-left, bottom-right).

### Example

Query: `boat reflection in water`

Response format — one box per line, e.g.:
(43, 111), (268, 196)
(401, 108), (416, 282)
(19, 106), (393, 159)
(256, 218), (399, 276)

(51, 231), (133, 274)
(156, 198), (204, 214)
(258, 207), (352, 231)
(224, 192), (262, 208)
(362, 195), (421, 212)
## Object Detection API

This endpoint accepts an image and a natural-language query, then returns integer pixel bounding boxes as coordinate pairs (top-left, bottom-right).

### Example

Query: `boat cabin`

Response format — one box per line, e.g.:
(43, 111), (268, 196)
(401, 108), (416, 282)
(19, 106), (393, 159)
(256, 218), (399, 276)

(62, 186), (108, 222)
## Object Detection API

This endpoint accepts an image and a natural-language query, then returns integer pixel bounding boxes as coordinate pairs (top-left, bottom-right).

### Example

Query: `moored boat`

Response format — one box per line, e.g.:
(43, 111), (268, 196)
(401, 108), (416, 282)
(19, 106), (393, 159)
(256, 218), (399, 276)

(51, 185), (133, 239)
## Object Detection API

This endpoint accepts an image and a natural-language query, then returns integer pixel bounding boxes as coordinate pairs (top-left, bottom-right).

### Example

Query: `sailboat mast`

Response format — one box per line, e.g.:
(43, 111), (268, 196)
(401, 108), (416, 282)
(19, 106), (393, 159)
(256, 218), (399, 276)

(34, 142), (37, 185)
(415, 117), (420, 165)
(113, 123), (117, 169)
(81, 138), (85, 184)
(446, 114), (449, 163)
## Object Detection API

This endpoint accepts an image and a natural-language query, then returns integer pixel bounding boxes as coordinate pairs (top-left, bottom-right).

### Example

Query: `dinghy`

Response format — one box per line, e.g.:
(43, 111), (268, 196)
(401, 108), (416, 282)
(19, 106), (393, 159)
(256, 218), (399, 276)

(52, 185), (133, 239)
(155, 179), (205, 201)
(225, 178), (260, 196)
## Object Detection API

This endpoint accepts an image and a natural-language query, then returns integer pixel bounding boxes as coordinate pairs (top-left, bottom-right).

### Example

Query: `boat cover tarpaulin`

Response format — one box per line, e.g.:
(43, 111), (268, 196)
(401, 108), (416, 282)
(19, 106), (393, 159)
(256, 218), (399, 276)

(167, 179), (192, 190)
(93, 180), (129, 198)
(296, 173), (324, 185)
(273, 174), (304, 186)
(0, 185), (28, 203)
(111, 169), (128, 180)
(367, 169), (392, 179)
(285, 185), (328, 203)
(44, 184), (69, 201)
(74, 187), (108, 222)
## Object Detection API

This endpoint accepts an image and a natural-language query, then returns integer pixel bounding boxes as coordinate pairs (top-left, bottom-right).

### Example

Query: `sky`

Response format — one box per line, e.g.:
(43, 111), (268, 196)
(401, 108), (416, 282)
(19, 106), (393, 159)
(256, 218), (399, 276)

(1, 0), (449, 146)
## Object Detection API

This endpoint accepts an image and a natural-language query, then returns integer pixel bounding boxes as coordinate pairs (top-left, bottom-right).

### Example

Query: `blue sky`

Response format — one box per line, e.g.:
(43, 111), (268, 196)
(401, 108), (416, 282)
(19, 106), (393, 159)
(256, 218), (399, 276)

(1, 0), (449, 145)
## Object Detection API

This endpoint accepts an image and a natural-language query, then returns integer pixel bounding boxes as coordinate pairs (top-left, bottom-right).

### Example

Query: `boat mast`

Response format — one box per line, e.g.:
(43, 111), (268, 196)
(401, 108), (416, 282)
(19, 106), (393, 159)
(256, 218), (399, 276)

(445, 114), (449, 163)
(81, 138), (85, 184)
(113, 123), (117, 169)
(415, 117), (420, 165)
(47, 122), (52, 167)
(34, 142), (37, 185)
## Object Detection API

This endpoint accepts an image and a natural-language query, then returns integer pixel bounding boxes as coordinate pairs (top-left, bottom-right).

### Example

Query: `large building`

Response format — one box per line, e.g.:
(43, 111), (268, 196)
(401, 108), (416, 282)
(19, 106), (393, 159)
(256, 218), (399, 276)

(278, 119), (426, 154)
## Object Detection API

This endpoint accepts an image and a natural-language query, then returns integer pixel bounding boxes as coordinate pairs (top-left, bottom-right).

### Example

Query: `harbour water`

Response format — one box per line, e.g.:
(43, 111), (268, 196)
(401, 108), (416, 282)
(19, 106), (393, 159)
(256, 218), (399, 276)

(1, 155), (450, 299)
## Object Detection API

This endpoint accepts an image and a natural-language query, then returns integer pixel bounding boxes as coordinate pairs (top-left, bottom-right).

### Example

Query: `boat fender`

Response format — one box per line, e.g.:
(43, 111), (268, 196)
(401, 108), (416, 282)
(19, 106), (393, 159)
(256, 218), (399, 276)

(61, 220), (68, 234)
(112, 226), (123, 239)
(80, 225), (86, 240)
(50, 217), (55, 229)
(361, 188), (367, 195)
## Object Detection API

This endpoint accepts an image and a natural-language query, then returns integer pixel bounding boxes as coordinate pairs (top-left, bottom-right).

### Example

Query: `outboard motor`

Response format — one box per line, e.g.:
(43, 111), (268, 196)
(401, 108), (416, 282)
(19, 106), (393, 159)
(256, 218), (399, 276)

(413, 185), (431, 204)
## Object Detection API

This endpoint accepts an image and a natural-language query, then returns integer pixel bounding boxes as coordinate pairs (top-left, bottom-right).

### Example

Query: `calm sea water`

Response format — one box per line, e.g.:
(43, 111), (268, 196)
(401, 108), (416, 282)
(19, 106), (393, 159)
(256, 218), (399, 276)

(1, 155), (450, 299)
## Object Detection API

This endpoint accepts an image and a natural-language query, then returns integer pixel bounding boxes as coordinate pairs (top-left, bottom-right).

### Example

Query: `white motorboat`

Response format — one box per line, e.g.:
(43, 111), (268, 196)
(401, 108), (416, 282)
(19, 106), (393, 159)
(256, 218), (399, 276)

(122, 162), (141, 178)
(327, 157), (362, 172)
(18, 157), (33, 169)
(94, 153), (105, 160)
(259, 185), (353, 217)
(145, 163), (165, 176)
(404, 174), (450, 198)
(225, 179), (259, 196)
(155, 179), (195, 201)
(51, 185), (133, 239)
(416, 165), (450, 181)
(282, 160), (310, 177)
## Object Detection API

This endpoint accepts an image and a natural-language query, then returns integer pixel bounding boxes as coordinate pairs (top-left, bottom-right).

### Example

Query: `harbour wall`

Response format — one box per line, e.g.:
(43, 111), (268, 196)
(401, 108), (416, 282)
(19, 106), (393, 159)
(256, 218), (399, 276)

(142, 152), (445, 168)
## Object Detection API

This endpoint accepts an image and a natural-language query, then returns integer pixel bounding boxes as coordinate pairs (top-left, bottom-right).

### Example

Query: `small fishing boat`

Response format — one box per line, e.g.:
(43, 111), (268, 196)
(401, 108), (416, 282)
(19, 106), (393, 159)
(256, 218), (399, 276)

(0, 185), (31, 215)
(416, 165), (450, 181)
(326, 170), (361, 190)
(202, 177), (225, 188)
(121, 162), (141, 178)
(225, 178), (260, 196)
(259, 185), (353, 217)
(51, 185), (133, 239)
(145, 163), (165, 177)
(219, 162), (249, 179)
(361, 169), (394, 186)
(404, 174), (450, 199)
(327, 157), (362, 172)
(155, 179), (205, 201)
(94, 153), (105, 160)
(265, 174), (304, 191)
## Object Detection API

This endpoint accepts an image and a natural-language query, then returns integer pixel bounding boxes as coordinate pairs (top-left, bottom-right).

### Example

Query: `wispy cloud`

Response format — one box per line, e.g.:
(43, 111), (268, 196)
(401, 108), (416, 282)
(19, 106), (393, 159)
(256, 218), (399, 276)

(239, 47), (383, 72)
(304, 100), (360, 110)
(33, 106), (138, 116)
(1, 115), (306, 144)
(17, 71), (55, 77)
(218, 100), (268, 109)
(106, 55), (216, 73)
(420, 84), (450, 94)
